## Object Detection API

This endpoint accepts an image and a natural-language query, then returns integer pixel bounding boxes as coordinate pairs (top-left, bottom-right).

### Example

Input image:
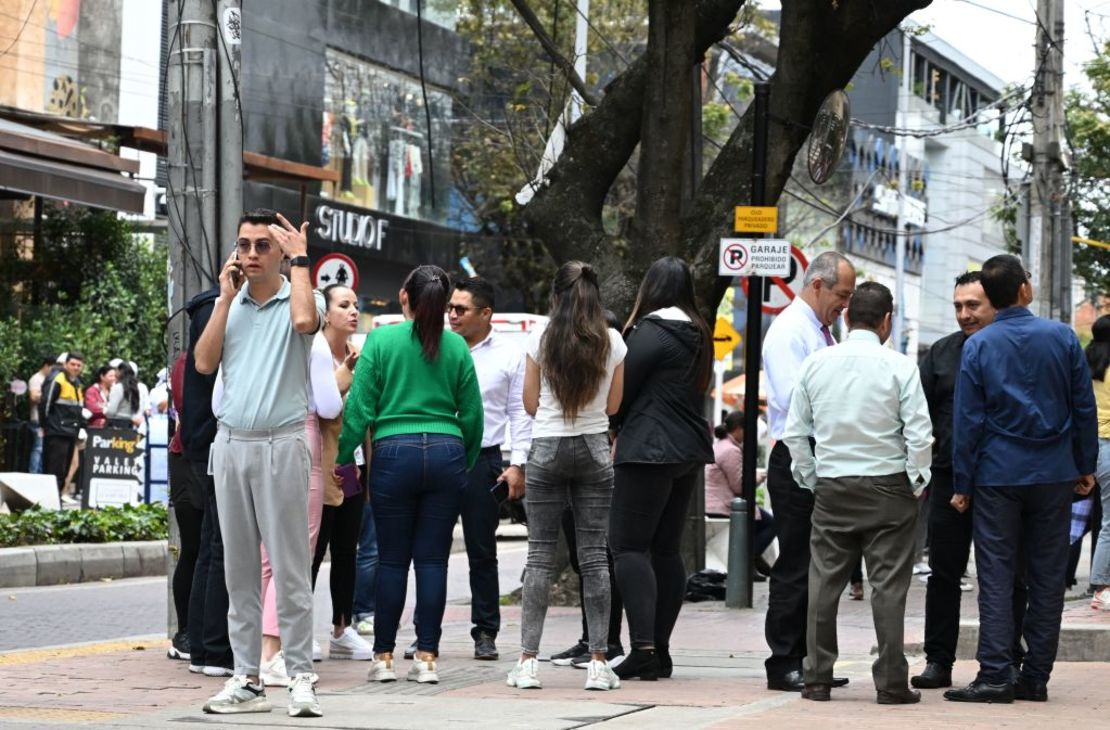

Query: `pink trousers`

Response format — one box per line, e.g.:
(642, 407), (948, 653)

(260, 413), (323, 638)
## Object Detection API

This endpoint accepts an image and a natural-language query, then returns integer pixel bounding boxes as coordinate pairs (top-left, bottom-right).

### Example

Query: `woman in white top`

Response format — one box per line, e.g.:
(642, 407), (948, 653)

(507, 261), (626, 693)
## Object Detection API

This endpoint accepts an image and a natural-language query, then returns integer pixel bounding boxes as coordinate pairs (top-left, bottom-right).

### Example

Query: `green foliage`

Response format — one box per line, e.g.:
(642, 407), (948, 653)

(0, 503), (168, 547)
(1068, 40), (1110, 298)
(0, 203), (167, 415)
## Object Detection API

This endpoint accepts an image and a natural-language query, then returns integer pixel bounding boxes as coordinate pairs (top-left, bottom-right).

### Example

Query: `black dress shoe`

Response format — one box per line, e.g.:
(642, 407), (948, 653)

(1013, 676), (1048, 702)
(473, 633), (498, 660)
(767, 669), (805, 691)
(944, 680), (1015, 703)
(877, 688), (921, 705)
(831, 676), (850, 688)
(657, 645), (673, 679)
(614, 648), (659, 681)
(802, 684), (831, 701)
(911, 662), (952, 689)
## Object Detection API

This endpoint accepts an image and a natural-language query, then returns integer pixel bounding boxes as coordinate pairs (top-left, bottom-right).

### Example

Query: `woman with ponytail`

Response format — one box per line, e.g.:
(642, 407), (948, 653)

(337, 265), (483, 685)
(508, 261), (626, 693)
(106, 362), (145, 429)
(1086, 315), (1110, 610)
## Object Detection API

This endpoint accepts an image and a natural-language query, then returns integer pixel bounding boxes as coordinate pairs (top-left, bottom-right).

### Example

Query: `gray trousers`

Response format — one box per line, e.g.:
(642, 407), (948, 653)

(803, 473), (918, 692)
(212, 421), (314, 677)
(521, 434), (613, 655)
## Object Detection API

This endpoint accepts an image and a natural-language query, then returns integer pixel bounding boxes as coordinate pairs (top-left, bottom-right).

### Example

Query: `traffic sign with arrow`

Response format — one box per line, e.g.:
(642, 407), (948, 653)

(713, 317), (742, 361)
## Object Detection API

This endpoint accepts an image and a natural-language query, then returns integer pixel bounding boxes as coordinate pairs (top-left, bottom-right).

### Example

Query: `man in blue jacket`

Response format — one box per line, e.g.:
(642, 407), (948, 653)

(946, 255), (1097, 704)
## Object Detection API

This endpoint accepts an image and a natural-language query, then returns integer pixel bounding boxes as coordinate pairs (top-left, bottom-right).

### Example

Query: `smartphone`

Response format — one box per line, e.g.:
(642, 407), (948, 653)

(490, 479), (509, 505)
(229, 252), (242, 289)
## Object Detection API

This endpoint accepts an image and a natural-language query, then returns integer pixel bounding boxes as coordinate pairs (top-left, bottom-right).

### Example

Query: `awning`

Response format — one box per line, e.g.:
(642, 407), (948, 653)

(0, 118), (146, 213)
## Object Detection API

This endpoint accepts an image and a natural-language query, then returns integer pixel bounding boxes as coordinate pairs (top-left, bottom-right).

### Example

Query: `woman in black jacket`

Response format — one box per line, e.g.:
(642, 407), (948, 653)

(610, 256), (714, 681)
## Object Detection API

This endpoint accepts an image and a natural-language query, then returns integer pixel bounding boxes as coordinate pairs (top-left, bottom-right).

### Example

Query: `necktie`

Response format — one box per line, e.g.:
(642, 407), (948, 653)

(820, 325), (835, 346)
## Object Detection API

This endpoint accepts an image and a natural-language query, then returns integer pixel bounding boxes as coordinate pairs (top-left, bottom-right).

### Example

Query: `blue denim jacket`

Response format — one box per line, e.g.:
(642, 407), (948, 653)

(953, 307), (1098, 493)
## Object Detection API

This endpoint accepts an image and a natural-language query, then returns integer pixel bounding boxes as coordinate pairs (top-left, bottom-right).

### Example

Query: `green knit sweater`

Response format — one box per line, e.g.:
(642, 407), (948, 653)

(337, 321), (484, 469)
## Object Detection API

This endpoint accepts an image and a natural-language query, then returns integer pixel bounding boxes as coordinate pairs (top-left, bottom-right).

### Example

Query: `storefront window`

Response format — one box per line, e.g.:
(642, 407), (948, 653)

(378, 0), (458, 31)
(321, 48), (454, 226)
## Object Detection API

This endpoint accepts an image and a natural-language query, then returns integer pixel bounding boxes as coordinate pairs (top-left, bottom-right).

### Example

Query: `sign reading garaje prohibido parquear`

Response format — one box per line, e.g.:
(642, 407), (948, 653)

(718, 238), (791, 277)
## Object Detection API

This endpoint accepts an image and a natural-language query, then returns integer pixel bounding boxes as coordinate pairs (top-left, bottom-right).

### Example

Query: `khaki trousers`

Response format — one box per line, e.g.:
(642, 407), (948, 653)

(803, 473), (918, 692)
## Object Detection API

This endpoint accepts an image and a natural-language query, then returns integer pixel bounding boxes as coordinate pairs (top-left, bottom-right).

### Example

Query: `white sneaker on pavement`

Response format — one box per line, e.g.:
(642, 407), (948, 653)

(202, 665), (234, 678)
(1092, 587), (1110, 610)
(506, 657), (542, 689)
(912, 562), (932, 576)
(368, 654), (397, 682)
(329, 626), (374, 660)
(287, 673), (323, 718)
(584, 660), (621, 691)
(202, 675), (271, 714)
(407, 658), (439, 684)
(312, 640), (322, 662)
(260, 652), (291, 687)
(355, 617), (374, 636)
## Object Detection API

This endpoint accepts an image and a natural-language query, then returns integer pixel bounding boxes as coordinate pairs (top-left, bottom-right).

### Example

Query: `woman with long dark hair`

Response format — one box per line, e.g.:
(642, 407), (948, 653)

(608, 256), (714, 681)
(1086, 315), (1110, 610)
(508, 261), (626, 692)
(337, 265), (483, 685)
(106, 363), (145, 429)
(84, 365), (116, 429)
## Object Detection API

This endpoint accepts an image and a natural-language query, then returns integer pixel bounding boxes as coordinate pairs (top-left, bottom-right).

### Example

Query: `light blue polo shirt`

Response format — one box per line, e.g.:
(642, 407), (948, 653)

(216, 277), (326, 430)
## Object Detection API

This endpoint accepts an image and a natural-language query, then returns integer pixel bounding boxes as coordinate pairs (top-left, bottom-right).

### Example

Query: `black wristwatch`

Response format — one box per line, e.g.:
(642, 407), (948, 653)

(289, 255), (311, 268)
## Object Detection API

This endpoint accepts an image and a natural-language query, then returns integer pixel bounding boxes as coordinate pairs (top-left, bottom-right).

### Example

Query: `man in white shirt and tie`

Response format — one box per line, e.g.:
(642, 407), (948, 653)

(448, 277), (532, 661)
(784, 281), (933, 705)
(761, 250), (855, 692)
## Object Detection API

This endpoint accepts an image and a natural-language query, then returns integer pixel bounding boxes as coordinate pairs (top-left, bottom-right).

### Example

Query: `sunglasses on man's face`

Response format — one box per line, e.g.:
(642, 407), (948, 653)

(236, 240), (272, 255)
(447, 304), (476, 316)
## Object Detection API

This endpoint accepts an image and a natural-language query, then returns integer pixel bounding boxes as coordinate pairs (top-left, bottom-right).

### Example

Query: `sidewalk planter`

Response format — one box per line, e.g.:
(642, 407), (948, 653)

(0, 540), (167, 588)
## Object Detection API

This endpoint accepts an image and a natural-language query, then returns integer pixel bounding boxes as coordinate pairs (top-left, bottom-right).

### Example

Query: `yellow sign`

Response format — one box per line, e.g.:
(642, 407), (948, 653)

(713, 317), (742, 360)
(734, 206), (778, 233)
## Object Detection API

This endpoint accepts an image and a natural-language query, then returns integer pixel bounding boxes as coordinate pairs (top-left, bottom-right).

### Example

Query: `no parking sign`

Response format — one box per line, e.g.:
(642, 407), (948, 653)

(312, 253), (360, 291)
(740, 246), (808, 315)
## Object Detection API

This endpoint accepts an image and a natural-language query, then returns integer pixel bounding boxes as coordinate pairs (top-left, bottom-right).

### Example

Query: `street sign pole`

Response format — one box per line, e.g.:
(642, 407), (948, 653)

(740, 83), (771, 609)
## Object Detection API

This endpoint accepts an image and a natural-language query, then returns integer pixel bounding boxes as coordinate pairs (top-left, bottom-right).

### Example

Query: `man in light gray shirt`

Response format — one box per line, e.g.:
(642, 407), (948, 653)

(194, 209), (325, 718)
(784, 281), (932, 706)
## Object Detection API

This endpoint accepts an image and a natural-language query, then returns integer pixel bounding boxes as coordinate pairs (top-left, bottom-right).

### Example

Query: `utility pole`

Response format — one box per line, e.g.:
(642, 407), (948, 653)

(893, 30), (911, 353)
(1031, 0), (1069, 322)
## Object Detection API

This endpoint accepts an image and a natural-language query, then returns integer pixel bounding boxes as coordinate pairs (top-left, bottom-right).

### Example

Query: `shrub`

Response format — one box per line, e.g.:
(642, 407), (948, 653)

(0, 503), (168, 547)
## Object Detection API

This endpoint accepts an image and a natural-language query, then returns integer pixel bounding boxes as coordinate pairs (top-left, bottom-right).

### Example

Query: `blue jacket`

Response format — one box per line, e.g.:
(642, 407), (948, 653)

(953, 307), (1098, 493)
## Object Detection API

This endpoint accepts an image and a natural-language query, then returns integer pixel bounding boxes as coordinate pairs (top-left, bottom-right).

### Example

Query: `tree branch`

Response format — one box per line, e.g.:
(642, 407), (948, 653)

(508, 0), (600, 108)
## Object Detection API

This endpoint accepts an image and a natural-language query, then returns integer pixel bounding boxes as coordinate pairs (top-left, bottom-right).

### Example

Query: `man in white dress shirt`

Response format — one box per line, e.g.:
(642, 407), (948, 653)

(761, 250), (855, 691)
(784, 281), (932, 705)
(448, 277), (532, 661)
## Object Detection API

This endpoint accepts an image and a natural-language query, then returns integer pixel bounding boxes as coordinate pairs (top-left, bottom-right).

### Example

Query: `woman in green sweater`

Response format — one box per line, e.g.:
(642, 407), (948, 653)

(336, 265), (483, 686)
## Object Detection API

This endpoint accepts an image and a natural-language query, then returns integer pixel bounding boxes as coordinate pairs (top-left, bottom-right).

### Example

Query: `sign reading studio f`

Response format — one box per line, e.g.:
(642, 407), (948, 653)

(315, 203), (389, 251)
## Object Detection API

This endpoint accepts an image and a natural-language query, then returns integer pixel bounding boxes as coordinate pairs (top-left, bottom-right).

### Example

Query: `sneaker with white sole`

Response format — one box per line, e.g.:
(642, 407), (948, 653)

(355, 617), (374, 636)
(1092, 587), (1110, 610)
(287, 673), (322, 718)
(202, 675), (271, 714)
(312, 640), (322, 662)
(260, 652), (291, 687)
(506, 657), (542, 689)
(329, 626), (374, 660)
(549, 640), (589, 666)
(202, 665), (235, 678)
(407, 658), (439, 684)
(368, 654), (397, 682)
(188, 664), (205, 674)
(912, 562), (932, 576)
(584, 659), (621, 691)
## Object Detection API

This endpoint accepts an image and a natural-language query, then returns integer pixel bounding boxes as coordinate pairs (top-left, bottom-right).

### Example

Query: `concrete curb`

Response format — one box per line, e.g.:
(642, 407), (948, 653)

(0, 541), (167, 588)
(954, 616), (1110, 662)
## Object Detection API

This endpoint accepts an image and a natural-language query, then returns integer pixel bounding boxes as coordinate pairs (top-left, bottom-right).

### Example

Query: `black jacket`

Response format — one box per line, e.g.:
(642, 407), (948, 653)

(612, 315), (714, 466)
(918, 330), (966, 471)
(180, 287), (220, 462)
(39, 368), (84, 438)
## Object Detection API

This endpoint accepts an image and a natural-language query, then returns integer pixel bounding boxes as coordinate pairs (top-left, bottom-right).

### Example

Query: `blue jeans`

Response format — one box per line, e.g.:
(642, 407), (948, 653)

(353, 499), (379, 621)
(1090, 439), (1110, 586)
(28, 426), (43, 474)
(370, 434), (467, 655)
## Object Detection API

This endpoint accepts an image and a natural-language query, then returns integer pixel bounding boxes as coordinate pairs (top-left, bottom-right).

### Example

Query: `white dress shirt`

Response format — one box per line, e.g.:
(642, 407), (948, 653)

(470, 330), (533, 466)
(762, 296), (830, 440)
(783, 329), (933, 494)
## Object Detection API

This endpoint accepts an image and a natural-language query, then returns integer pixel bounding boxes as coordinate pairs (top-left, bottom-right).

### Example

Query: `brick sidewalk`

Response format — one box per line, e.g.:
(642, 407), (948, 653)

(1, 586), (1107, 729)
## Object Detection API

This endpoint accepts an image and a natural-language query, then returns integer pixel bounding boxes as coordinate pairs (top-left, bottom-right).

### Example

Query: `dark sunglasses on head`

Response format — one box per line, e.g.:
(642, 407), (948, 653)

(236, 240), (272, 255)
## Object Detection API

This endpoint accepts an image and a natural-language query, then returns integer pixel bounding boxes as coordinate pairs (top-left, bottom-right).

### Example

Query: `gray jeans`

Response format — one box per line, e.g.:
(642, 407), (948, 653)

(212, 421), (314, 677)
(521, 434), (614, 655)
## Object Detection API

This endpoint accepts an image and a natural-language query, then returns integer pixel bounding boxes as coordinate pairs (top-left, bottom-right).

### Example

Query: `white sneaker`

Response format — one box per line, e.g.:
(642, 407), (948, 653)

(960, 580), (974, 592)
(506, 657), (542, 689)
(1092, 587), (1110, 610)
(407, 658), (439, 684)
(368, 654), (397, 682)
(260, 652), (291, 687)
(202, 665), (234, 678)
(912, 562), (932, 576)
(329, 626), (374, 660)
(287, 673), (322, 718)
(584, 659), (620, 691)
(355, 617), (374, 636)
(188, 664), (205, 674)
(202, 675), (271, 714)
(312, 640), (322, 662)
